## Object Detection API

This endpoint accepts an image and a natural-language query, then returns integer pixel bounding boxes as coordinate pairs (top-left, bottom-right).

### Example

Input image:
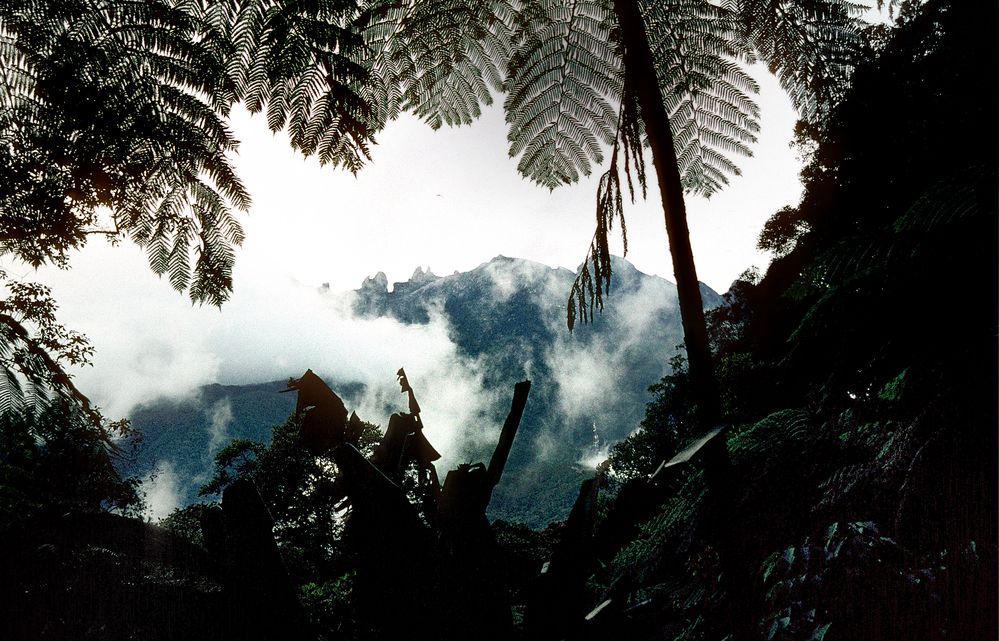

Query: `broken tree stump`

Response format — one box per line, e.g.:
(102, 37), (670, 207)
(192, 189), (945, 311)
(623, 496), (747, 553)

(525, 464), (605, 641)
(220, 479), (312, 641)
(285, 369), (352, 455)
(435, 380), (531, 641)
(332, 443), (439, 640)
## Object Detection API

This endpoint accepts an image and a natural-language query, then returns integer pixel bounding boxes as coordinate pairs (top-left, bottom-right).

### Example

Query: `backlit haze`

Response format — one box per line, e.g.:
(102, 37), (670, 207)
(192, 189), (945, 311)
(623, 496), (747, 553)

(6, 62), (807, 419)
(5, 63), (813, 517)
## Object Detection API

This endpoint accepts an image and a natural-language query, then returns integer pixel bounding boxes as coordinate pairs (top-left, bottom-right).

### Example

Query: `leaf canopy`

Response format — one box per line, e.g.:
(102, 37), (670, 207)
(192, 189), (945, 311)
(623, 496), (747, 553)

(1, 0), (248, 305)
(0, 0), (866, 414)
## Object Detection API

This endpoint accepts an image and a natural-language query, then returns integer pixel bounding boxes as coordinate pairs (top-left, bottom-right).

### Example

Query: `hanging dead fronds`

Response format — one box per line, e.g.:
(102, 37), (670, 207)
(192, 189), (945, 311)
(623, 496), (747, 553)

(567, 85), (646, 331)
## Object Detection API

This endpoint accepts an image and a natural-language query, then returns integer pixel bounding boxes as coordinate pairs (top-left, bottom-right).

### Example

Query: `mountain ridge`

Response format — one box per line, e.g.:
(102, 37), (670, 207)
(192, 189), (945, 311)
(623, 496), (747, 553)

(127, 255), (722, 527)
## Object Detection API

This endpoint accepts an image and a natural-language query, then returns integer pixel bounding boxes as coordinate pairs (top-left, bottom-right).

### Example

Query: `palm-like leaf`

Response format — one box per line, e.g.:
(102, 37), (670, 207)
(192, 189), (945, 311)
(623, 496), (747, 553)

(356, 0), (411, 127)
(212, 0), (374, 172)
(0, 0), (249, 305)
(361, 0), (515, 130)
(566, 83), (645, 331)
(0, 276), (99, 421)
(503, 0), (769, 195)
(728, 0), (865, 122)
(644, 0), (761, 196)
(504, 0), (623, 189)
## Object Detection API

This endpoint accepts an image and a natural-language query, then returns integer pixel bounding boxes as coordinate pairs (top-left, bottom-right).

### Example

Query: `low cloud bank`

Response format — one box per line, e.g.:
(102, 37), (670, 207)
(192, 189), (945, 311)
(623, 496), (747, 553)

(36, 242), (500, 475)
(35, 243), (685, 489)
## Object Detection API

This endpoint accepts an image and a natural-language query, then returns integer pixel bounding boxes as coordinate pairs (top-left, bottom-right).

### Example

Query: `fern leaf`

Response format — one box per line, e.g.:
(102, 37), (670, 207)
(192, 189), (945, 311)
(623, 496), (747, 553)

(566, 78), (648, 330)
(0, 365), (25, 416)
(0, 308), (98, 422)
(504, 0), (622, 189)
(358, 0), (514, 131)
(643, 0), (761, 196)
(729, 0), (865, 122)
(1, 0), (250, 305)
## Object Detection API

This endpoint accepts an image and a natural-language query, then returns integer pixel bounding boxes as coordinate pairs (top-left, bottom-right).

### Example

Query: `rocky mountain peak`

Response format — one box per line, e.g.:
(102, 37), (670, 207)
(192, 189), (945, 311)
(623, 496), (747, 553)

(410, 266), (438, 284)
(360, 271), (389, 293)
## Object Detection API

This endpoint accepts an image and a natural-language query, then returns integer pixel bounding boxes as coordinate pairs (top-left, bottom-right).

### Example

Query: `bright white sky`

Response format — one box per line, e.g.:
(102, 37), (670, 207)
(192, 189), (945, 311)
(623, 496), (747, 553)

(5, 62), (809, 420)
(228, 63), (803, 294)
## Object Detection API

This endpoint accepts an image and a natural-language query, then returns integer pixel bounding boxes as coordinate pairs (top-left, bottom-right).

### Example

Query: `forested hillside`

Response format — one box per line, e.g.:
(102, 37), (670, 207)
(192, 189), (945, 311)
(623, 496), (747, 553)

(591, 2), (997, 638)
(128, 255), (720, 526)
(0, 1), (995, 640)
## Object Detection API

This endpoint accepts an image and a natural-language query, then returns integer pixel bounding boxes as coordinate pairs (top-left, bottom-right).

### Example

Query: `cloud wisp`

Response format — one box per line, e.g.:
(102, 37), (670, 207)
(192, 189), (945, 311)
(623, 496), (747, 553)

(29, 240), (690, 502)
(28, 240), (503, 478)
(206, 398), (234, 455)
(142, 461), (181, 521)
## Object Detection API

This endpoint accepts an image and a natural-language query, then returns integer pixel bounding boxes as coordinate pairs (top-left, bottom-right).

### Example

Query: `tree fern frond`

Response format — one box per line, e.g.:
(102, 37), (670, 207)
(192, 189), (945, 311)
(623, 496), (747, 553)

(147, 227), (172, 276)
(217, 0), (375, 170)
(225, 0), (272, 96)
(358, 0), (515, 131)
(0, 299), (100, 423)
(21, 372), (45, 413)
(0, 364), (26, 416)
(567, 259), (593, 331)
(167, 217), (195, 292)
(730, 0), (865, 122)
(403, 0), (513, 128)
(505, 0), (622, 189)
(611, 474), (708, 584)
(567, 167), (622, 331)
(567, 85), (646, 331)
(642, 0), (761, 196)
(0, 0), (250, 305)
(355, 0), (417, 127)
(618, 84), (647, 201)
(728, 408), (811, 461)
(815, 462), (878, 514)
(892, 165), (994, 237)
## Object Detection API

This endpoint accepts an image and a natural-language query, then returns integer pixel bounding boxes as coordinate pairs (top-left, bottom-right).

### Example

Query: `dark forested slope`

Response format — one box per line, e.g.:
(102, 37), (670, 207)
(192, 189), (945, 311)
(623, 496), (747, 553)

(588, 3), (997, 639)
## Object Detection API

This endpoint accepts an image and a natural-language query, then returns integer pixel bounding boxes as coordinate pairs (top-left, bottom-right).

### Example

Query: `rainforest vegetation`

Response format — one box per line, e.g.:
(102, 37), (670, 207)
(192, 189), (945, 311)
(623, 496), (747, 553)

(1, 0), (996, 640)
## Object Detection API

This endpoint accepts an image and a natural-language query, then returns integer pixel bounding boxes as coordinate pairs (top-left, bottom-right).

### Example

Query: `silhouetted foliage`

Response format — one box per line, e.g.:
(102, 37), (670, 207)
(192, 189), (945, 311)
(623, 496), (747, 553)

(0, 275), (104, 427)
(1, 0), (251, 304)
(0, 400), (143, 528)
(491, 519), (562, 604)
(589, 3), (997, 639)
(1, 511), (224, 641)
(2, 2), (995, 639)
(178, 415), (370, 636)
(198, 415), (380, 581)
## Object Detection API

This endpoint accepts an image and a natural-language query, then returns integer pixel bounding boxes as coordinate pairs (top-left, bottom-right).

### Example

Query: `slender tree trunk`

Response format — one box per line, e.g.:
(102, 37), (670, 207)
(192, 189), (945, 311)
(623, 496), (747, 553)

(612, 0), (720, 428)
(612, 5), (752, 639)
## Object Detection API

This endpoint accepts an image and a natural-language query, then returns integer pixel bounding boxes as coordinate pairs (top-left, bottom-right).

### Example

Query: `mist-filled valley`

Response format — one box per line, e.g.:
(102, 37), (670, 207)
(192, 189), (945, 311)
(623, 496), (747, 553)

(1, 1), (996, 640)
(129, 255), (721, 526)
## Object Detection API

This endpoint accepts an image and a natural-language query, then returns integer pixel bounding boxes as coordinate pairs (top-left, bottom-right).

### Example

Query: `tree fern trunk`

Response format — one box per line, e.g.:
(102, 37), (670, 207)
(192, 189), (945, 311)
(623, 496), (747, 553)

(612, 0), (720, 428)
